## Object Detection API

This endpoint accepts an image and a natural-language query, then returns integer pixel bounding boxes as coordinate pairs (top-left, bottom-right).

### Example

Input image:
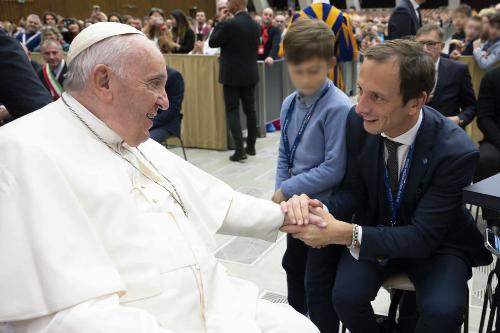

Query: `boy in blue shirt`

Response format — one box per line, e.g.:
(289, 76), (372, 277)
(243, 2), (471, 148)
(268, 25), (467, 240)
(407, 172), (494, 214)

(272, 18), (353, 332)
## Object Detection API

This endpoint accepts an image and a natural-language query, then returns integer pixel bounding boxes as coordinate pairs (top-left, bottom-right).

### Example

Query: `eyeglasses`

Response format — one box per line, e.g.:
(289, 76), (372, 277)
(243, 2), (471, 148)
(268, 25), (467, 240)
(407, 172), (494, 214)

(418, 40), (442, 47)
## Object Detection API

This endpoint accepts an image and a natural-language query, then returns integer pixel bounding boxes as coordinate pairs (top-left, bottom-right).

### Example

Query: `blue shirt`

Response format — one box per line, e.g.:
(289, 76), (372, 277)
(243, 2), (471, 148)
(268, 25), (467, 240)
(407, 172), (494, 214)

(275, 79), (353, 203)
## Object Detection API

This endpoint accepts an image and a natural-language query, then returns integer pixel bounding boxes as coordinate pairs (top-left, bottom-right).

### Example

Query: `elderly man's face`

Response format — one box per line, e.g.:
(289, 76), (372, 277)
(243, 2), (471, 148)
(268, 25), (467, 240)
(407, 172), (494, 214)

(41, 43), (63, 70)
(26, 16), (41, 33)
(112, 45), (169, 146)
(356, 59), (421, 138)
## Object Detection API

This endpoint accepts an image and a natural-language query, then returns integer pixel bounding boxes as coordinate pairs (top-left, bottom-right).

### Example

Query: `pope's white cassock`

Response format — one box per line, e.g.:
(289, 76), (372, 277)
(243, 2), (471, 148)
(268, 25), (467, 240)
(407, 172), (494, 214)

(0, 93), (318, 332)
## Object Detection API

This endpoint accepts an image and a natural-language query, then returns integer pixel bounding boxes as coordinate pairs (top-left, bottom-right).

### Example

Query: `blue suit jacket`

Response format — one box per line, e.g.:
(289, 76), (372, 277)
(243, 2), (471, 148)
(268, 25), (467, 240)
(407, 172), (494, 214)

(150, 66), (184, 138)
(326, 106), (491, 267)
(388, 0), (421, 40)
(427, 57), (476, 127)
(0, 29), (51, 119)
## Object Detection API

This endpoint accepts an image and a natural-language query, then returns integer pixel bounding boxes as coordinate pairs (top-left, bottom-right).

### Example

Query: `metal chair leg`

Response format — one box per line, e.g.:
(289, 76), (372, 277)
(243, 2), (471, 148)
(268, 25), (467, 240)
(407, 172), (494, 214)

(464, 287), (469, 333)
(178, 137), (187, 161)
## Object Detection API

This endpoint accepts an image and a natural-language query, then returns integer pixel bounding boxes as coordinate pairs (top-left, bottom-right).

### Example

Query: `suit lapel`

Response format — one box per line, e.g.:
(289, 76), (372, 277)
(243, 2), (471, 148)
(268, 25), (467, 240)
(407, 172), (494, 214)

(434, 58), (448, 97)
(404, 108), (435, 204)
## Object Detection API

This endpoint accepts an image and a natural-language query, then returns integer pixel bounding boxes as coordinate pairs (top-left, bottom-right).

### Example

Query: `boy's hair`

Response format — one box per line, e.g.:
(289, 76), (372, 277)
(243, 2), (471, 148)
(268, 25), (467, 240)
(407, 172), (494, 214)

(283, 18), (336, 64)
(453, 4), (472, 18)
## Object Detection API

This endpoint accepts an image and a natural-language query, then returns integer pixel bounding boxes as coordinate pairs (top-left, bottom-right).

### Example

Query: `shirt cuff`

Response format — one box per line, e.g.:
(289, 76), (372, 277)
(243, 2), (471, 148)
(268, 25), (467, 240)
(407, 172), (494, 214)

(348, 226), (363, 260)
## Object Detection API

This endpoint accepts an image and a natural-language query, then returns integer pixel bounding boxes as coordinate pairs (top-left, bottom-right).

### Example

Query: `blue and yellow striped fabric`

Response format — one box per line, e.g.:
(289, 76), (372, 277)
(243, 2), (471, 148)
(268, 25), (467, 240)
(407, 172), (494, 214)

(282, 3), (358, 91)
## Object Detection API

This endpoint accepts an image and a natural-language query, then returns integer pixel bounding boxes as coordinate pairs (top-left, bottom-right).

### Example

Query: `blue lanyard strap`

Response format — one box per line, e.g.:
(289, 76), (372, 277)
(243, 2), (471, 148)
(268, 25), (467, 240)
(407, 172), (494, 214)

(383, 111), (425, 227)
(282, 83), (330, 174)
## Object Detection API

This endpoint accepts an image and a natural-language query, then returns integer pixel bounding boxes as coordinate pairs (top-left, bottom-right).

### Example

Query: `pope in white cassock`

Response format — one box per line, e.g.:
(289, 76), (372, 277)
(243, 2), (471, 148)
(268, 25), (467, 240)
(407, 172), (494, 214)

(0, 23), (321, 333)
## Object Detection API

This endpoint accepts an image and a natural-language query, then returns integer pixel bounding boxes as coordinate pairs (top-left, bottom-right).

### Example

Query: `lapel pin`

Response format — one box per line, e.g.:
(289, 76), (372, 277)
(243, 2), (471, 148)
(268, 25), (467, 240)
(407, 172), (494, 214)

(422, 158), (428, 165)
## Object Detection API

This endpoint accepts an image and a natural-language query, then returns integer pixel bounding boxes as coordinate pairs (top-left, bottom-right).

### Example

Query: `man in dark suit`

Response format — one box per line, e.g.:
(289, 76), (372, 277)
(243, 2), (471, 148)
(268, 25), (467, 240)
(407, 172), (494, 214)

(149, 66), (185, 143)
(0, 29), (51, 119)
(388, 0), (425, 40)
(36, 39), (67, 101)
(475, 66), (500, 227)
(282, 40), (491, 333)
(209, 0), (260, 161)
(416, 24), (476, 127)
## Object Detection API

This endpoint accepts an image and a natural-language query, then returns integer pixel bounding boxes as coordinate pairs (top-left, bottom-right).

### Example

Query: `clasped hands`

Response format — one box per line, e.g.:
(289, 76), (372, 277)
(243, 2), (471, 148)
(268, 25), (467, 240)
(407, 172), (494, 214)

(278, 194), (354, 249)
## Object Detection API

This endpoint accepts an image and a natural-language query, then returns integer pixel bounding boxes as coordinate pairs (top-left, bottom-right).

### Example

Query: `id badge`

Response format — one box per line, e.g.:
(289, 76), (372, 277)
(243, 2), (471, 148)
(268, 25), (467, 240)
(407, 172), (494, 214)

(258, 44), (264, 55)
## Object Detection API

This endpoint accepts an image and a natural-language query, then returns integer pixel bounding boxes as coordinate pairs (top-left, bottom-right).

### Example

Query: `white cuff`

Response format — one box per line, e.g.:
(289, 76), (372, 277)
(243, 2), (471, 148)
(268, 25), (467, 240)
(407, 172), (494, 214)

(348, 226), (362, 260)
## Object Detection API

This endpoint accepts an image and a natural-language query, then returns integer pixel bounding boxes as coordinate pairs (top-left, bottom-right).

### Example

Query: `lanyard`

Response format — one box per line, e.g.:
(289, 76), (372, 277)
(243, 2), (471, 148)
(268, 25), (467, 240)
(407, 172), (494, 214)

(383, 111), (424, 227)
(282, 83), (330, 176)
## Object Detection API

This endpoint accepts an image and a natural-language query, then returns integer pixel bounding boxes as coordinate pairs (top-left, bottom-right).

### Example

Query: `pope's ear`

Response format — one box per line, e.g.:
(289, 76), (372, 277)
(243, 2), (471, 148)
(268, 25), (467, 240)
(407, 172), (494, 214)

(90, 64), (113, 102)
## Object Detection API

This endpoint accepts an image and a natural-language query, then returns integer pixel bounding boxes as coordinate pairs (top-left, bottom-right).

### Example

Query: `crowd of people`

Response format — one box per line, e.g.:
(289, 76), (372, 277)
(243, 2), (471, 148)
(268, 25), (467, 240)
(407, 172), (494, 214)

(1, 0), (500, 332)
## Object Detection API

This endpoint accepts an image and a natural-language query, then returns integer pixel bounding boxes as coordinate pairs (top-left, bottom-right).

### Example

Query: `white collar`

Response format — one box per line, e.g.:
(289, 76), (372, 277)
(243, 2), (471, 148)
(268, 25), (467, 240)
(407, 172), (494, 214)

(409, 0), (420, 10)
(435, 56), (440, 71)
(381, 109), (423, 146)
(62, 92), (123, 146)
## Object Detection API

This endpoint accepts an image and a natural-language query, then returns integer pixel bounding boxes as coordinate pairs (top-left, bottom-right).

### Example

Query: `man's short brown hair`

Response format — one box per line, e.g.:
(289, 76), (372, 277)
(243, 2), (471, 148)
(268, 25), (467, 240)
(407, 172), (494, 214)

(283, 18), (335, 64)
(362, 39), (435, 105)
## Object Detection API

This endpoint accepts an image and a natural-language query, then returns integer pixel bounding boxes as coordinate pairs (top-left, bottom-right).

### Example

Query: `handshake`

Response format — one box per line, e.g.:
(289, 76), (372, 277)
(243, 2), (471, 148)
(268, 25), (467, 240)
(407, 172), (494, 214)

(277, 194), (356, 249)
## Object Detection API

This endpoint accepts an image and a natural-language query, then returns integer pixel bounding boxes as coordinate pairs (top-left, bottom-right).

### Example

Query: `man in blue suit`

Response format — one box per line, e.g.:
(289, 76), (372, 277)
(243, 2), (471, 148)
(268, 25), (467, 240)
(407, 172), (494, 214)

(282, 40), (491, 333)
(149, 66), (184, 143)
(417, 24), (476, 128)
(388, 0), (425, 40)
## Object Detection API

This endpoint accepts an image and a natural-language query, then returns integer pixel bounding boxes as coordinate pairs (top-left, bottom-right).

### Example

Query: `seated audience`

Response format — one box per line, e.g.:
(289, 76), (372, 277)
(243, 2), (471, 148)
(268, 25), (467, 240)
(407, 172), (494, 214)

(16, 14), (42, 51)
(193, 11), (211, 41)
(61, 18), (82, 44)
(473, 12), (500, 71)
(417, 24), (476, 127)
(448, 4), (472, 55)
(42, 11), (58, 27)
(475, 66), (500, 227)
(108, 13), (122, 23)
(149, 66), (185, 143)
(34, 25), (70, 52)
(258, 8), (281, 65)
(36, 39), (67, 101)
(450, 16), (482, 59)
(170, 9), (195, 54)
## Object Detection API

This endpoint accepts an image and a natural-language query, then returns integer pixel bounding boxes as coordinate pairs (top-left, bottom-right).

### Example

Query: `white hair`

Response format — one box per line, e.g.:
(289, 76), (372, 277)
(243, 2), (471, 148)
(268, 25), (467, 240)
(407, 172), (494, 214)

(64, 34), (158, 92)
(41, 39), (62, 50)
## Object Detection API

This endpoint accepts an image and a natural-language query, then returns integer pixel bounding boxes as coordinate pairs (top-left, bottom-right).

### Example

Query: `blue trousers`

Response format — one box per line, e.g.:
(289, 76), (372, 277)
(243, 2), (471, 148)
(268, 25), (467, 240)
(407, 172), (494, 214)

(149, 127), (172, 143)
(332, 249), (470, 333)
(283, 235), (342, 332)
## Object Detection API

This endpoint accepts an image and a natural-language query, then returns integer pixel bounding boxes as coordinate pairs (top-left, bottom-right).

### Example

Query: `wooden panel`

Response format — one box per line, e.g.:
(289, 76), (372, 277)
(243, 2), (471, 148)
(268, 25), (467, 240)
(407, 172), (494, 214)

(0, 0), (216, 22)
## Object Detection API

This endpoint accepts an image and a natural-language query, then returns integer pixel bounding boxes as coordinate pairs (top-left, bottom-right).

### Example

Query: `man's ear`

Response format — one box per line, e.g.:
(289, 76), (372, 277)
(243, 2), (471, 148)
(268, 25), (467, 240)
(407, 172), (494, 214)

(90, 64), (113, 103)
(409, 91), (428, 115)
